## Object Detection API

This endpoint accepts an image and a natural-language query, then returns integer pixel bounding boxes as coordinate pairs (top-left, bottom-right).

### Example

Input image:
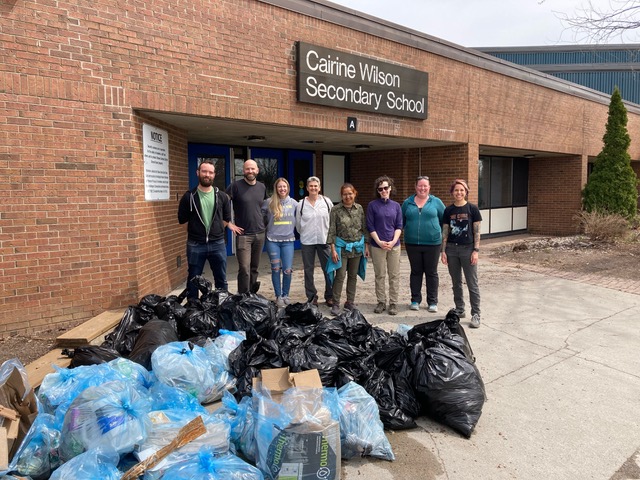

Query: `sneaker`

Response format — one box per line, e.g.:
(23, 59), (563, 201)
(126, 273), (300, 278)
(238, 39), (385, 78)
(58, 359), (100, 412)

(455, 310), (467, 319)
(344, 301), (356, 311)
(427, 304), (438, 313)
(310, 295), (319, 306)
(276, 297), (285, 308)
(282, 296), (291, 305)
(250, 281), (261, 293)
(374, 302), (386, 314)
(330, 304), (341, 316)
(388, 304), (398, 316)
(410, 302), (420, 311)
(470, 313), (481, 328)
(326, 298), (334, 307)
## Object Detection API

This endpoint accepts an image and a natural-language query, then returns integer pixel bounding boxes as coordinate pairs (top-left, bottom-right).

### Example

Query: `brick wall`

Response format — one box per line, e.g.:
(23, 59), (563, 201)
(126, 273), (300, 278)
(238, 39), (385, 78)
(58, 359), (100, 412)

(1, 0), (639, 335)
(528, 156), (587, 235)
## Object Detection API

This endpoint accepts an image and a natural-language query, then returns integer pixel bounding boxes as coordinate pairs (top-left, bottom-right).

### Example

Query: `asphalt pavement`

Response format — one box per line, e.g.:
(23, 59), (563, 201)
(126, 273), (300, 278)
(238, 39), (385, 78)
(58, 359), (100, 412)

(189, 236), (640, 480)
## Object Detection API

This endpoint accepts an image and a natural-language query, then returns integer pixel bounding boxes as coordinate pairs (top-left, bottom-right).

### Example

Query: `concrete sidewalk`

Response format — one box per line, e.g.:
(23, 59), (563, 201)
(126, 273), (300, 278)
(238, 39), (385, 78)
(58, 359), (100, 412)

(186, 237), (640, 480)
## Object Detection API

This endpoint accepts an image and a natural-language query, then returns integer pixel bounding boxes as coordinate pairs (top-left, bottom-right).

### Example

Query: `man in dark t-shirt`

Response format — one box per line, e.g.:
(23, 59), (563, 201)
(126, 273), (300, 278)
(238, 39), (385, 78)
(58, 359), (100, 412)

(226, 159), (267, 294)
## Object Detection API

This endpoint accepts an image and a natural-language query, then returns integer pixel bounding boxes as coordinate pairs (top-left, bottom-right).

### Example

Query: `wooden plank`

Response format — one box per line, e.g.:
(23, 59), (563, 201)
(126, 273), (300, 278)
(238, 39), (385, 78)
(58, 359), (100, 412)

(0, 406), (18, 422)
(55, 309), (124, 348)
(25, 349), (71, 389)
(0, 427), (8, 470)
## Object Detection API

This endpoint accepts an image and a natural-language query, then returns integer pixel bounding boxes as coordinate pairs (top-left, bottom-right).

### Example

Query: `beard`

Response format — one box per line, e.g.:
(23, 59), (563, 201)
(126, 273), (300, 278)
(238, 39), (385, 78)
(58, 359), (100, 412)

(198, 176), (214, 187)
(244, 172), (256, 182)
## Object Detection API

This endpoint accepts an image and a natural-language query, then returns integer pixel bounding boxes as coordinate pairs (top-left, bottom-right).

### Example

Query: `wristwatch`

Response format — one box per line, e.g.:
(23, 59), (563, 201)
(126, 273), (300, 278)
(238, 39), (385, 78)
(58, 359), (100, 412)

(473, 248), (480, 252)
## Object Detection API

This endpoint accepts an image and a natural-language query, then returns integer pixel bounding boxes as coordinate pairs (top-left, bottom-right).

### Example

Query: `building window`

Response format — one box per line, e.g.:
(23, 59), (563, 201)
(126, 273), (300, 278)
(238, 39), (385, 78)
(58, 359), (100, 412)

(479, 156), (529, 209)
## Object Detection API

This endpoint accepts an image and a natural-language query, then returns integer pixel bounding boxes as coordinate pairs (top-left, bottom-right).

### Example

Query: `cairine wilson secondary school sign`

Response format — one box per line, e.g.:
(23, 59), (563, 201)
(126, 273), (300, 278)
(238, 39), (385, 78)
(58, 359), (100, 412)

(296, 41), (428, 120)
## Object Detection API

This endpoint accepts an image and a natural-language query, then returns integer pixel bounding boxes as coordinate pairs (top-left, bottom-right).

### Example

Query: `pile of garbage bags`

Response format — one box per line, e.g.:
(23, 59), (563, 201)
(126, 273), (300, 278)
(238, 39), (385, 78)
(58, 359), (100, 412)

(0, 275), (485, 479)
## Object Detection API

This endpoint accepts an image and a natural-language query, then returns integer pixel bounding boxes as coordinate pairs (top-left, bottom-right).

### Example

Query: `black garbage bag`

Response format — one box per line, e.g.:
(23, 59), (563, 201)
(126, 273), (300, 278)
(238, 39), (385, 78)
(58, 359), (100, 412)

(217, 293), (278, 336)
(410, 338), (486, 438)
(102, 306), (148, 356)
(334, 361), (364, 389)
(394, 362), (421, 419)
(64, 345), (121, 368)
(178, 298), (218, 340)
(201, 288), (230, 308)
(184, 335), (210, 347)
(189, 275), (213, 298)
(409, 309), (476, 362)
(285, 343), (339, 386)
(127, 319), (179, 370)
(340, 308), (374, 345)
(315, 335), (367, 362)
(338, 309), (390, 353)
(229, 332), (284, 397)
(272, 324), (313, 359)
(362, 368), (417, 430)
(373, 332), (408, 371)
(282, 302), (323, 326)
(155, 295), (185, 327)
(138, 294), (166, 322)
(312, 318), (368, 361)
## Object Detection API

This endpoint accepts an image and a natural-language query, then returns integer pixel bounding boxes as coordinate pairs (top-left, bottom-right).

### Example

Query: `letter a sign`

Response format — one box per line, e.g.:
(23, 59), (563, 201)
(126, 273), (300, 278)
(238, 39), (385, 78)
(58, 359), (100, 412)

(347, 117), (357, 131)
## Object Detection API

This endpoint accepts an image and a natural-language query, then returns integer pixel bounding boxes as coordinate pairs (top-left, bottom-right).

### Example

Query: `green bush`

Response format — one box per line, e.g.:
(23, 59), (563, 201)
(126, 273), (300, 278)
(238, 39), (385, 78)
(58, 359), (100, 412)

(573, 210), (630, 242)
(582, 87), (639, 219)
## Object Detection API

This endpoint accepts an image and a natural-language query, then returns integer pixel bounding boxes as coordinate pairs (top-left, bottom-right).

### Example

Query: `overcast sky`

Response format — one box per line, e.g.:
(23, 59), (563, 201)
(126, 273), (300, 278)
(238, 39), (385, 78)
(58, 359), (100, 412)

(328, 0), (640, 47)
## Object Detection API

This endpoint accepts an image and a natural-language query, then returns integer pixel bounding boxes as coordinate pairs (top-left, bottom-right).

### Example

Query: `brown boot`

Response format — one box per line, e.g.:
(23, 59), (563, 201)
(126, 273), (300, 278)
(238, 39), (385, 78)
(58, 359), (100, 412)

(374, 302), (386, 314)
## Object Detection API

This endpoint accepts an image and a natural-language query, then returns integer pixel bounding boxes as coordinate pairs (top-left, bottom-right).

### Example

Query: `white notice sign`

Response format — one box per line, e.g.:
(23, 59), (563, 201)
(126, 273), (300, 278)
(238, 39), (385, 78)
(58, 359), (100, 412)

(143, 123), (170, 201)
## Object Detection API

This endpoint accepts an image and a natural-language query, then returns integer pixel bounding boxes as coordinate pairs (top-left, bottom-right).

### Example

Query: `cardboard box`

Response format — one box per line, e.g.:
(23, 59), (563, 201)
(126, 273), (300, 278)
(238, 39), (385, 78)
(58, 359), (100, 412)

(0, 363), (38, 470)
(255, 368), (341, 480)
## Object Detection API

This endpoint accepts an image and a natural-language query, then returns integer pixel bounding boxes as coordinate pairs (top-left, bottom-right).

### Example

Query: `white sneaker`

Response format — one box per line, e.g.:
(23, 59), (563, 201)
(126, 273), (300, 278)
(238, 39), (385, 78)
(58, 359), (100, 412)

(276, 297), (285, 308)
(283, 295), (291, 305)
(410, 302), (419, 311)
(470, 313), (481, 328)
(427, 304), (438, 313)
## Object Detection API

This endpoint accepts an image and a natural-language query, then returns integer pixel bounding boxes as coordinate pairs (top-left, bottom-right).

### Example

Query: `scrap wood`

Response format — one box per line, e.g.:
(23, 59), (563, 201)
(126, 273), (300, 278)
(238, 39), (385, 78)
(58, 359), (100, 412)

(0, 405), (19, 422)
(120, 415), (206, 480)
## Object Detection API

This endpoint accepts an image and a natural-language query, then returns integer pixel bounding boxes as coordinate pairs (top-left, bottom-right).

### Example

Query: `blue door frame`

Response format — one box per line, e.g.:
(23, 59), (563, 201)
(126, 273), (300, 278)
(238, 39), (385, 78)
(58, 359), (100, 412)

(187, 144), (314, 254)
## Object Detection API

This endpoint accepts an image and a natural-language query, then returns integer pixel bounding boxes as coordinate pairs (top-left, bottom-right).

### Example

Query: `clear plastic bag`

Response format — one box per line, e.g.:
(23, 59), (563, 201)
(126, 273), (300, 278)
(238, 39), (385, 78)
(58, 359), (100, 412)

(138, 412), (231, 480)
(159, 448), (264, 480)
(337, 382), (394, 461)
(10, 413), (61, 480)
(49, 447), (121, 480)
(254, 387), (340, 480)
(151, 341), (218, 404)
(59, 380), (150, 461)
(38, 363), (128, 419)
(213, 391), (257, 463)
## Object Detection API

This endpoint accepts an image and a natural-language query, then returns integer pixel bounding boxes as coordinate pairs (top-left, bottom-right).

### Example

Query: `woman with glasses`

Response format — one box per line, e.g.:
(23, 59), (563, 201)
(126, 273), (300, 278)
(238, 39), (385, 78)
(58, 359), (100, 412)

(326, 183), (370, 316)
(366, 176), (403, 315)
(261, 177), (298, 307)
(401, 176), (445, 312)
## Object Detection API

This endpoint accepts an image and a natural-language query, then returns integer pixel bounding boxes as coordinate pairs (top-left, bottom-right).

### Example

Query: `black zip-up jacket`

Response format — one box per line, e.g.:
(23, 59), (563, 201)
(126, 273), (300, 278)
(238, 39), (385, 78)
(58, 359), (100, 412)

(178, 187), (232, 243)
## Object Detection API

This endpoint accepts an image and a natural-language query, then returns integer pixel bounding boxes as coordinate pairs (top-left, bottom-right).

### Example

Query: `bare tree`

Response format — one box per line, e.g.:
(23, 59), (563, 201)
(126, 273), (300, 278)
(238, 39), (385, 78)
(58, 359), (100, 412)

(553, 0), (640, 43)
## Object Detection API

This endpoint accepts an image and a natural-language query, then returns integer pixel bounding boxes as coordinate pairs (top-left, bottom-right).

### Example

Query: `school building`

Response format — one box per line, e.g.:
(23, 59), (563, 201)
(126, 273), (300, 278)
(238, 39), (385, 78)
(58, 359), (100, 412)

(3, 0), (640, 335)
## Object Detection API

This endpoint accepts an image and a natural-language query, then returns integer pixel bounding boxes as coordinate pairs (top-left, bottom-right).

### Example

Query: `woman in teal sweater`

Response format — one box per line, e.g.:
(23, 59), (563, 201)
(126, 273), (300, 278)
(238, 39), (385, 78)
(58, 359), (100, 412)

(401, 176), (445, 312)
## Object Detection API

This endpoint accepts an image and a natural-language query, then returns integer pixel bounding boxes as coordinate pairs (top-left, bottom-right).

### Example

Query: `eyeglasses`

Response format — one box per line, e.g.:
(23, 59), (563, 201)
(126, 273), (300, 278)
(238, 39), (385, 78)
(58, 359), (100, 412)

(416, 176), (429, 181)
(377, 186), (390, 192)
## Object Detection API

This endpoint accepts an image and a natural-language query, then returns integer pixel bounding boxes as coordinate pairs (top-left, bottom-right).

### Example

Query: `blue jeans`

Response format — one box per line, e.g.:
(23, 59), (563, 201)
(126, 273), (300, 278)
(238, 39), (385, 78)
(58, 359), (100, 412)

(265, 239), (294, 298)
(445, 243), (481, 315)
(186, 239), (227, 299)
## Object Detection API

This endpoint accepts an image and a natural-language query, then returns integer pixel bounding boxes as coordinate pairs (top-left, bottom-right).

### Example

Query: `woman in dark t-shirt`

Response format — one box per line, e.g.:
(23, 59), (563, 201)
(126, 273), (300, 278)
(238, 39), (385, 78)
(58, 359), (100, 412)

(441, 178), (483, 328)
